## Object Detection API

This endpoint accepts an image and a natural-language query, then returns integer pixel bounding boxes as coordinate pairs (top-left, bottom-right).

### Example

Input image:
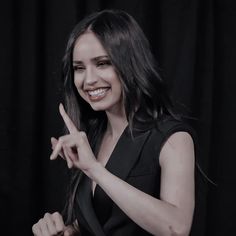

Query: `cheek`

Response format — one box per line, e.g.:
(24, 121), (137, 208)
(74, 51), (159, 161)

(113, 78), (123, 96)
(117, 86), (123, 101)
(74, 76), (83, 89)
(77, 89), (88, 103)
(74, 78), (87, 98)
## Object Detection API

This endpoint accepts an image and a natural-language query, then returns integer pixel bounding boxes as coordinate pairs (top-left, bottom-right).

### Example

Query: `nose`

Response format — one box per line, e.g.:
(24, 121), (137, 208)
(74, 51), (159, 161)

(84, 67), (98, 85)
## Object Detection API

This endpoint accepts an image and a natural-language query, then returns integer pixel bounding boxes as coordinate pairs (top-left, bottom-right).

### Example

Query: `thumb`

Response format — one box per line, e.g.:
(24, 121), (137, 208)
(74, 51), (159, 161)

(63, 225), (78, 236)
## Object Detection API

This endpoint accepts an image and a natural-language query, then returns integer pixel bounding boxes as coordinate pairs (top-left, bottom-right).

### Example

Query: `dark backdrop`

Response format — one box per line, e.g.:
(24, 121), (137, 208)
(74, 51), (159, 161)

(0, 0), (236, 235)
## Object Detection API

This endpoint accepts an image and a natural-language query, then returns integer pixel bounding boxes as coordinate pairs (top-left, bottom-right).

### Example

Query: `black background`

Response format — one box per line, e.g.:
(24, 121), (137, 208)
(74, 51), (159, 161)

(0, 0), (236, 235)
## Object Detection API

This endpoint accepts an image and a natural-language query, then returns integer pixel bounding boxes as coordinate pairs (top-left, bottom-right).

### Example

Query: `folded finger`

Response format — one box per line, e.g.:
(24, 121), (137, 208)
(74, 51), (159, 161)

(32, 223), (42, 236)
(38, 219), (50, 236)
(44, 213), (57, 235)
(51, 137), (65, 159)
(50, 138), (63, 160)
(66, 146), (78, 162)
(63, 146), (74, 168)
(51, 137), (57, 149)
(52, 212), (65, 233)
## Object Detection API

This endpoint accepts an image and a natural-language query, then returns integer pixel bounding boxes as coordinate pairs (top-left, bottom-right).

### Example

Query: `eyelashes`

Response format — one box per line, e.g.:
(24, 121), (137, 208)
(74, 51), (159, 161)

(96, 60), (111, 67)
(73, 60), (112, 72)
(73, 65), (84, 72)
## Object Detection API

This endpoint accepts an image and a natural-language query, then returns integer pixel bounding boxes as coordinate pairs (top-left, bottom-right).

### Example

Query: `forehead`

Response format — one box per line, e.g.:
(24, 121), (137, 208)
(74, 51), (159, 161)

(73, 32), (107, 60)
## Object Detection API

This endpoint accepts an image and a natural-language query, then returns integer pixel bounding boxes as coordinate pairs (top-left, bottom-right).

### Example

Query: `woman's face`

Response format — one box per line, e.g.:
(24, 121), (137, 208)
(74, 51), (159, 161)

(72, 31), (123, 113)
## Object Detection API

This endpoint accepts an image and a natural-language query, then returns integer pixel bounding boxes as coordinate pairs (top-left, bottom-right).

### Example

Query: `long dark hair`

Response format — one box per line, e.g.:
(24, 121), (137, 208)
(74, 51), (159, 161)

(61, 9), (177, 225)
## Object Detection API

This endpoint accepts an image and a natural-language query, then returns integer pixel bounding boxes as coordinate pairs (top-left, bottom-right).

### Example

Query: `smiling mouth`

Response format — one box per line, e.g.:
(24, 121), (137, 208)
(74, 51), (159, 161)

(87, 87), (110, 101)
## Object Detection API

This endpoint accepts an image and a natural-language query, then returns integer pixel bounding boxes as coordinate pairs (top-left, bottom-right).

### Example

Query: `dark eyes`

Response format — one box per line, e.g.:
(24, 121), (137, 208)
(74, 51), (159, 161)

(96, 60), (111, 67)
(73, 65), (85, 72)
(73, 65), (85, 71)
(73, 60), (111, 72)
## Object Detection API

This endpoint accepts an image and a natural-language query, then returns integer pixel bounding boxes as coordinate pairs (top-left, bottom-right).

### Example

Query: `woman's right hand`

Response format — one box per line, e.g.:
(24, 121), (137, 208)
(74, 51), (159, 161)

(32, 212), (78, 236)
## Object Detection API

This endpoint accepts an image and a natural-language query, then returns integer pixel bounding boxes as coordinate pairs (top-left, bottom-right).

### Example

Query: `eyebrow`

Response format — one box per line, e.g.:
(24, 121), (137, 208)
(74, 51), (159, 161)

(73, 55), (109, 64)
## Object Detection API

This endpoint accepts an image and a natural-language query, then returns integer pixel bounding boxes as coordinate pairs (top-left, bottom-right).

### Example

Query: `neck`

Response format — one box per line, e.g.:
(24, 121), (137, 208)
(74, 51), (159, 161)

(105, 107), (128, 139)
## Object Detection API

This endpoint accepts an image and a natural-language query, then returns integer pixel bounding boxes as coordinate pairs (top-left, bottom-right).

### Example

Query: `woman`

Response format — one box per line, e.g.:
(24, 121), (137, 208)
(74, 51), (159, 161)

(32, 9), (195, 236)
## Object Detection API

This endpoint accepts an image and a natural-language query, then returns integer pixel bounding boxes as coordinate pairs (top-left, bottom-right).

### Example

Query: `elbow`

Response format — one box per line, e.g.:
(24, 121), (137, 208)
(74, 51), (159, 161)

(166, 205), (194, 236)
(156, 218), (192, 236)
(167, 223), (191, 236)
(153, 220), (192, 236)
(153, 223), (191, 236)
(165, 218), (192, 236)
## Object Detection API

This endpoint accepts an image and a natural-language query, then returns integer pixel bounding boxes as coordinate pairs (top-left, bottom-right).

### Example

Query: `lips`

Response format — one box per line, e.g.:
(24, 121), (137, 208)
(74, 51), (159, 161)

(86, 87), (110, 101)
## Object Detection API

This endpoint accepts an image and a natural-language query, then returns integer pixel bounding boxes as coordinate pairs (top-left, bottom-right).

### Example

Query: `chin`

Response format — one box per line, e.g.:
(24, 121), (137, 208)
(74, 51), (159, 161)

(89, 100), (121, 112)
(90, 104), (107, 111)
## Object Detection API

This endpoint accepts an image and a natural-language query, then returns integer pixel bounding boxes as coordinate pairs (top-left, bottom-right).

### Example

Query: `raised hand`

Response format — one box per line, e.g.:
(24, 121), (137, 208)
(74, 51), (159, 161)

(50, 104), (98, 173)
(32, 212), (78, 236)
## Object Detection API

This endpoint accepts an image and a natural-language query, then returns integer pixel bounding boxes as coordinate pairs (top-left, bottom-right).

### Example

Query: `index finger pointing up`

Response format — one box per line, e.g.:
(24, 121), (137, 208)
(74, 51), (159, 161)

(59, 103), (78, 134)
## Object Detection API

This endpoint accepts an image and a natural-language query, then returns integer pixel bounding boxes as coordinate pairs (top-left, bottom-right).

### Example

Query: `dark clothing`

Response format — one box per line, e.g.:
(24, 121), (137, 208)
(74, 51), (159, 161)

(75, 117), (196, 236)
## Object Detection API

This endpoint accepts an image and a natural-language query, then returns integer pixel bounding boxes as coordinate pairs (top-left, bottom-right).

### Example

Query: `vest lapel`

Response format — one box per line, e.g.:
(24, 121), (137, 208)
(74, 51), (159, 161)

(76, 127), (151, 235)
(77, 174), (106, 236)
(105, 128), (151, 181)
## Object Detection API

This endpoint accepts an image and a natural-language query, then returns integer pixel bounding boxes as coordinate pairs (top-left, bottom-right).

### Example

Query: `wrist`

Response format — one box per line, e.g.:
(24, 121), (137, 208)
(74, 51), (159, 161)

(84, 161), (106, 181)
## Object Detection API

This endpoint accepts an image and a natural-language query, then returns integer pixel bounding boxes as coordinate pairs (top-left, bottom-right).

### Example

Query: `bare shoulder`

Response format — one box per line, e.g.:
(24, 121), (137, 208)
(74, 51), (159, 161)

(159, 131), (195, 212)
(159, 131), (195, 167)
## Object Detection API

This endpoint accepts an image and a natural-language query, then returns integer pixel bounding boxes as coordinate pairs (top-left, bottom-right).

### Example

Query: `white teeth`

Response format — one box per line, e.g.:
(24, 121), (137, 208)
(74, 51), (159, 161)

(88, 88), (108, 97)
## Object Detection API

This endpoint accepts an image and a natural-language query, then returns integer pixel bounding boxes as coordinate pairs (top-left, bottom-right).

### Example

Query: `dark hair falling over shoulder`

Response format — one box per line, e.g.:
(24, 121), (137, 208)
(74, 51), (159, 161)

(61, 9), (180, 224)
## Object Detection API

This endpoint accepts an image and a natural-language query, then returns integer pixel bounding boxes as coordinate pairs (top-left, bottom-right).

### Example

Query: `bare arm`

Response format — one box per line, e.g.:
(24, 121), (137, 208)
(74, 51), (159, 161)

(51, 105), (195, 236)
(86, 131), (195, 236)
